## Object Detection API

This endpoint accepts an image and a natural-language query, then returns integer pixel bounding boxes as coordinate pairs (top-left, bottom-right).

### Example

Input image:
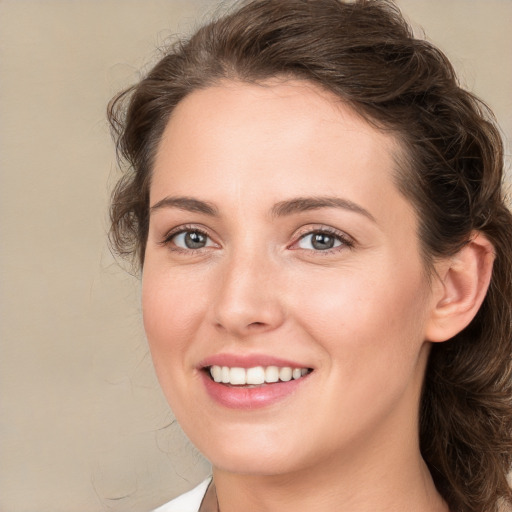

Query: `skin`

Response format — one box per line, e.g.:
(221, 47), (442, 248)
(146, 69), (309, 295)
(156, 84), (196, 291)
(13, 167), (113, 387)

(143, 80), (451, 511)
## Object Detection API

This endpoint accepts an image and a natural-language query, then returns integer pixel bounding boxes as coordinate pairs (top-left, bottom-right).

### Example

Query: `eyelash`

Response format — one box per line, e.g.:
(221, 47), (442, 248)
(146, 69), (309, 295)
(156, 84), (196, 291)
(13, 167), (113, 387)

(160, 225), (215, 254)
(160, 225), (354, 255)
(290, 226), (354, 255)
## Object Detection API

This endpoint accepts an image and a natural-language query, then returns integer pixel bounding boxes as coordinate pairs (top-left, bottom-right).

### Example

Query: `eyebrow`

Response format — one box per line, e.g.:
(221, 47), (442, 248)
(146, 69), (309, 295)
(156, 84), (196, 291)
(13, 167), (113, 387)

(150, 196), (218, 216)
(271, 196), (376, 222)
(149, 194), (375, 222)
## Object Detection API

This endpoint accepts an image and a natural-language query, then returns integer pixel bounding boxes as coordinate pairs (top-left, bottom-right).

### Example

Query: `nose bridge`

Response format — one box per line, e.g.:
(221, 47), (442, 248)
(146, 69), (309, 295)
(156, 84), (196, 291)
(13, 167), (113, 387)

(213, 242), (284, 336)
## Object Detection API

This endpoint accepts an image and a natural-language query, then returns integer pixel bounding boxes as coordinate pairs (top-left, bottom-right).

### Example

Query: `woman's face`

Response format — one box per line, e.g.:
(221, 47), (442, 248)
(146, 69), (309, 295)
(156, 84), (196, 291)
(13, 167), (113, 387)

(143, 80), (439, 476)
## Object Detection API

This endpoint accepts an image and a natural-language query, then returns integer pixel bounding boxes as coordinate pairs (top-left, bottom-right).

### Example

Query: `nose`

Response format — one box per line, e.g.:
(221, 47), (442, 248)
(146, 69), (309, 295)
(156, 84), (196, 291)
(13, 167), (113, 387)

(212, 250), (286, 338)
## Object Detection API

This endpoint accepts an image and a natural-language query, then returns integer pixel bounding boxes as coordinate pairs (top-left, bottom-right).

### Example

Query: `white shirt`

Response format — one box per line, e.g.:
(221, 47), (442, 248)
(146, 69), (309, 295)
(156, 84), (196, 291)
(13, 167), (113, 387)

(152, 478), (211, 512)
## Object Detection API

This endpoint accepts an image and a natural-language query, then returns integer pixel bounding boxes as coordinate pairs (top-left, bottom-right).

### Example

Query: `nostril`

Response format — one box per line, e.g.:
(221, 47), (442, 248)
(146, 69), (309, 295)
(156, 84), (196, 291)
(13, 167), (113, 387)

(246, 321), (271, 331)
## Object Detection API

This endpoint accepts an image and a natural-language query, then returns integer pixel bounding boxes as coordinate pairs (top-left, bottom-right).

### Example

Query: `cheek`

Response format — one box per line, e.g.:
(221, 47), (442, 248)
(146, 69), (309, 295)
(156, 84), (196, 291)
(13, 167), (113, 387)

(141, 266), (207, 372)
(141, 267), (216, 422)
(290, 260), (429, 367)
(289, 264), (431, 441)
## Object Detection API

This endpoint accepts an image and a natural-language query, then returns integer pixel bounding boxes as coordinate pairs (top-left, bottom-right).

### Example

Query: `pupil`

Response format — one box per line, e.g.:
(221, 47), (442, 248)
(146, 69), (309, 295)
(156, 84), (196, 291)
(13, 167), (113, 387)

(185, 231), (206, 249)
(312, 233), (334, 250)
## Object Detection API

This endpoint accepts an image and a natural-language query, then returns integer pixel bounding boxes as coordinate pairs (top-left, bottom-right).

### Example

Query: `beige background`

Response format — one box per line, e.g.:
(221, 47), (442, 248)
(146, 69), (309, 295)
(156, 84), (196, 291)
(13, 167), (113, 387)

(1, 1), (511, 511)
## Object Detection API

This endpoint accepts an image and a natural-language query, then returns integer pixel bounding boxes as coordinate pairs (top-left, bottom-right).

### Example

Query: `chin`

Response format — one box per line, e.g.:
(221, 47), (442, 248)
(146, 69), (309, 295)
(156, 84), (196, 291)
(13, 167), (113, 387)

(190, 424), (318, 477)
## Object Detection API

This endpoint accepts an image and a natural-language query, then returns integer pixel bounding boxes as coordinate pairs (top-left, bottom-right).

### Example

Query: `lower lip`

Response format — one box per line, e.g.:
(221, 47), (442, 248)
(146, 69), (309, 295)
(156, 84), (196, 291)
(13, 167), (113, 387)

(200, 371), (311, 409)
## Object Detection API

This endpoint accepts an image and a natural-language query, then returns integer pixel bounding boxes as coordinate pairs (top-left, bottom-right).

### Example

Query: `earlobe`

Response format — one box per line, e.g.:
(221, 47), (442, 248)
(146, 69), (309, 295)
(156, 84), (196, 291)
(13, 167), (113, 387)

(425, 232), (495, 343)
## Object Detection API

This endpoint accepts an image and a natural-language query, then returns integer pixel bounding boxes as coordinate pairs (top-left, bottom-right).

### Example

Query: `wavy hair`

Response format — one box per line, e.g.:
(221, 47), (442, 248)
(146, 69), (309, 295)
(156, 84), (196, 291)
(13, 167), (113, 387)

(108, 1), (512, 510)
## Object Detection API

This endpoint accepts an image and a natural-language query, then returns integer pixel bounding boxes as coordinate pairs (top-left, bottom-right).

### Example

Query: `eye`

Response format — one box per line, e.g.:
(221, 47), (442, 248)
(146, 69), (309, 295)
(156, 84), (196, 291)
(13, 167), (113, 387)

(168, 229), (215, 250)
(293, 228), (354, 253)
(298, 231), (342, 250)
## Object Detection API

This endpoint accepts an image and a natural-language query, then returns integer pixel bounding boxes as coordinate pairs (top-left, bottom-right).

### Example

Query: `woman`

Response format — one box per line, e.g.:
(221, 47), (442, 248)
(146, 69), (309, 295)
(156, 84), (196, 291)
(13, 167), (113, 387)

(108, 1), (512, 511)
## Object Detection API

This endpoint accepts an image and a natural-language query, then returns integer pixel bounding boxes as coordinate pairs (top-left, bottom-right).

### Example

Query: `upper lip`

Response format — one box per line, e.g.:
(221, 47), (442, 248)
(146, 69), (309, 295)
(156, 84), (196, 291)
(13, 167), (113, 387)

(198, 353), (313, 369)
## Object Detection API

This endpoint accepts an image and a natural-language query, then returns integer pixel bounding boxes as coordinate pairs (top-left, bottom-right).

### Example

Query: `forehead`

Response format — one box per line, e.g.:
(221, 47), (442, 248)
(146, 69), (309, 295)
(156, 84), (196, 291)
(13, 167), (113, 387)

(151, 80), (412, 227)
(156, 79), (398, 166)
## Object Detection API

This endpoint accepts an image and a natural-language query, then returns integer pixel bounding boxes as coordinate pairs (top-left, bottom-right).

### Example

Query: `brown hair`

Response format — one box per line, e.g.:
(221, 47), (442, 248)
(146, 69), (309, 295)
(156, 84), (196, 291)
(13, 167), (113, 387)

(108, 1), (512, 510)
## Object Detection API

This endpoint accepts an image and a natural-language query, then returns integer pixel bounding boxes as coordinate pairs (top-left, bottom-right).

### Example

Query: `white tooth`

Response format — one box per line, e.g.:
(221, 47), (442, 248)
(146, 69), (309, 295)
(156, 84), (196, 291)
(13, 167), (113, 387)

(301, 368), (308, 376)
(265, 366), (279, 383)
(292, 368), (302, 380)
(246, 366), (265, 385)
(279, 367), (292, 382)
(221, 366), (230, 383)
(211, 365), (222, 382)
(229, 367), (247, 385)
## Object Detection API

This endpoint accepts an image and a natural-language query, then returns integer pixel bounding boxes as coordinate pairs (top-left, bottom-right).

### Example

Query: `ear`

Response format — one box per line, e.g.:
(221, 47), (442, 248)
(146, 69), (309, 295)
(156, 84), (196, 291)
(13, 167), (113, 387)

(425, 232), (495, 343)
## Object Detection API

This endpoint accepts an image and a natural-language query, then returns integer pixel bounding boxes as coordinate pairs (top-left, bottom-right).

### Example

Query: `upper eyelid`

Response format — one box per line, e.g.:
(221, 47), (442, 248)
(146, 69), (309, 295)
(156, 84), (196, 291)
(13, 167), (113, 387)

(162, 224), (211, 240)
(292, 224), (354, 243)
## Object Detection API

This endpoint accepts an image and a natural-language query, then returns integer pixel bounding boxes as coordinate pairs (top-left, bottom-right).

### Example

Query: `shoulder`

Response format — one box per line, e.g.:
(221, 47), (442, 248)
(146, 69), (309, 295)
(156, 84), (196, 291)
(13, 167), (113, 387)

(151, 478), (212, 512)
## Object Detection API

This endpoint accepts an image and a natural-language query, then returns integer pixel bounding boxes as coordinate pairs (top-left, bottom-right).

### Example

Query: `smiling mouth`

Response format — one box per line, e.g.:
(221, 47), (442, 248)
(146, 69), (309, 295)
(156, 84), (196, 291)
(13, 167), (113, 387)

(205, 365), (313, 387)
